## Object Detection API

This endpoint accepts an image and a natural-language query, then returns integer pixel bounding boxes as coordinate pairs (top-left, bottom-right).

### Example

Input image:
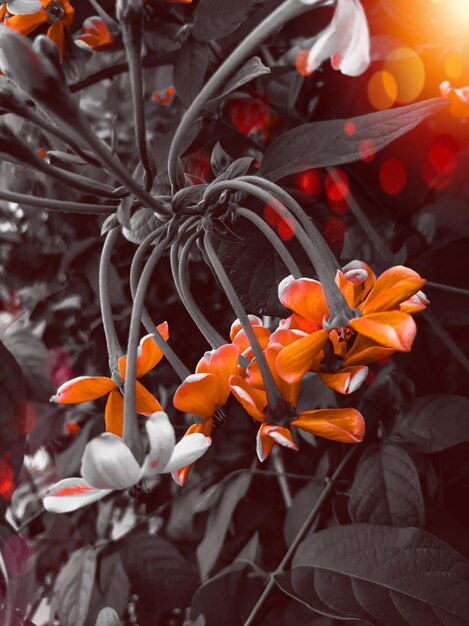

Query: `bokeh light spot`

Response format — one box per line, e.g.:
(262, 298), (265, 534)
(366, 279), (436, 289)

(323, 218), (346, 249)
(383, 47), (425, 104)
(379, 158), (407, 195)
(298, 170), (321, 196)
(344, 121), (356, 136)
(277, 216), (296, 241)
(367, 70), (398, 110)
(359, 139), (376, 162)
(264, 204), (279, 227)
(445, 53), (463, 79)
(429, 134), (459, 174)
(325, 169), (350, 202)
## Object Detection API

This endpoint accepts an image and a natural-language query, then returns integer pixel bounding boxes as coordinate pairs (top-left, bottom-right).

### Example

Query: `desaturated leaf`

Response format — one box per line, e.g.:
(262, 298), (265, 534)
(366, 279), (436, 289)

(191, 563), (263, 626)
(120, 530), (198, 619)
(122, 207), (161, 244)
(348, 443), (425, 527)
(213, 156), (255, 183)
(56, 420), (94, 479)
(211, 142), (234, 177)
(2, 329), (52, 402)
(53, 547), (97, 626)
(197, 472), (251, 580)
(0, 340), (26, 515)
(47, 151), (89, 166)
(210, 57), (271, 104)
(101, 214), (118, 236)
(284, 480), (324, 546)
(276, 524), (469, 625)
(174, 38), (209, 107)
(94, 608), (122, 626)
(260, 98), (448, 181)
(117, 197), (133, 230)
(171, 183), (207, 214)
(192, 0), (250, 42)
(87, 551), (130, 622)
(391, 395), (469, 453)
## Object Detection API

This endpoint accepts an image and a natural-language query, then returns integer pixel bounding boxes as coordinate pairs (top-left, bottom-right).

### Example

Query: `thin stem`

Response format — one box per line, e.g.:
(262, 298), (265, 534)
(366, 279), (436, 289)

(99, 228), (123, 380)
(124, 235), (171, 460)
(426, 281), (469, 297)
(236, 207), (301, 279)
(167, 0), (310, 190)
(129, 228), (190, 381)
(203, 231), (281, 407)
(204, 179), (355, 326)
(121, 18), (154, 188)
(271, 447), (292, 509)
(243, 445), (359, 626)
(423, 309), (469, 375)
(176, 229), (227, 350)
(0, 188), (116, 213)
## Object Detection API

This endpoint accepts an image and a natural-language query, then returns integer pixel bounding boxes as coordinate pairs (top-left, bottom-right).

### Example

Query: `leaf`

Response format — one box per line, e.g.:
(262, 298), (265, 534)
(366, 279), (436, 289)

(260, 98), (448, 181)
(87, 551), (130, 622)
(211, 142), (234, 177)
(94, 608), (122, 626)
(348, 443), (425, 527)
(120, 530), (198, 621)
(213, 156), (255, 183)
(391, 395), (469, 453)
(122, 207), (160, 244)
(116, 196), (133, 230)
(284, 480), (324, 546)
(2, 329), (52, 402)
(174, 38), (210, 107)
(210, 57), (271, 104)
(0, 339), (26, 515)
(276, 524), (469, 626)
(192, 0), (250, 42)
(53, 547), (97, 626)
(197, 471), (251, 580)
(191, 563), (263, 626)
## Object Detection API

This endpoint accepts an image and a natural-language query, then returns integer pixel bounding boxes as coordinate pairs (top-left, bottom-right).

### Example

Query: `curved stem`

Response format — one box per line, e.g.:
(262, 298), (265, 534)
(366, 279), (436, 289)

(243, 445), (359, 626)
(203, 231), (281, 407)
(167, 0), (309, 190)
(124, 235), (171, 460)
(99, 228), (123, 380)
(130, 227), (191, 381)
(236, 207), (301, 279)
(121, 20), (154, 188)
(0, 188), (116, 213)
(204, 179), (355, 326)
(175, 229), (227, 350)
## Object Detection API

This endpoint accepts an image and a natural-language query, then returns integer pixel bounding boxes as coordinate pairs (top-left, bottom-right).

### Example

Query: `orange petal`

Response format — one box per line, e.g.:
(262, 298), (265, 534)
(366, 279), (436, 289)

(47, 21), (65, 59)
(173, 373), (219, 419)
(135, 380), (163, 414)
(280, 314), (323, 334)
(350, 311), (416, 351)
(51, 376), (116, 404)
(119, 323), (169, 380)
(229, 375), (266, 421)
(293, 408), (364, 443)
(360, 266), (425, 315)
(256, 423), (298, 461)
(399, 290), (429, 314)
(275, 329), (329, 384)
(172, 421), (213, 485)
(319, 365), (368, 394)
(344, 335), (395, 367)
(278, 276), (328, 324)
(232, 326), (271, 360)
(196, 344), (239, 405)
(4, 10), (48, 35)
(105, 389), (124, 436)
(229, 315), (262, 342)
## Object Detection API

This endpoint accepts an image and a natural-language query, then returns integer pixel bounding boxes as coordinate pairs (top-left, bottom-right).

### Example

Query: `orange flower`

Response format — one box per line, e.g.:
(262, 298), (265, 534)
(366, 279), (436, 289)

(75, 16), (114, 52)
(276, 262), (427, 384)
(440, 80), (469, 118)
(51, 324), (168, 437)
(4, 0), (74, 58)
(230, 314), (271, 361)
(229, 341), (364, 461)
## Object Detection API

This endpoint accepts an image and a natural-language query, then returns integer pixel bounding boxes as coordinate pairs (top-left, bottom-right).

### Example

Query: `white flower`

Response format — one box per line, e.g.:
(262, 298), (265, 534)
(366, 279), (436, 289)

(43, 412), (211, 513)
(297, 0), (370, 77)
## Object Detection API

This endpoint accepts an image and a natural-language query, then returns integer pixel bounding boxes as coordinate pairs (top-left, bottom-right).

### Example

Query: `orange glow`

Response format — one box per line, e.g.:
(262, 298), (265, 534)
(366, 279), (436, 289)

(445, 53), (463, 79)
(367, 71), (398, 110)
(383, 47), (426, 104)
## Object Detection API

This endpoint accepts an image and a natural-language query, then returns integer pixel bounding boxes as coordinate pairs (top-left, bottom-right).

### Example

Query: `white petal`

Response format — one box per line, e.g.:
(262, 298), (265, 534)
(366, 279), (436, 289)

(305, 0), (369, 77)
(141, 412), (176, 478)
(348, 367), (368, 393)
(256, 427), (268, 462)
(81, 433), (142, 490)
(43, 478), (111, 513)
(7, 0), (43, 15)
(162, 433), (211, 473)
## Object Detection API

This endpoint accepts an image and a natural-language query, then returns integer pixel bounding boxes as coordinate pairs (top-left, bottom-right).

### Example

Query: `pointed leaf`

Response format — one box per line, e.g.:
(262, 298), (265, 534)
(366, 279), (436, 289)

(348, 443), (425, 527)
(260, 98), (448, 181)
(53, 547), (97, 626)
(94, 608), (122, 626)
(391, 395), (469, 453)
(174, 37), (209, 106)
(192, 0), (250, 42)
(210, 56), (271, 104)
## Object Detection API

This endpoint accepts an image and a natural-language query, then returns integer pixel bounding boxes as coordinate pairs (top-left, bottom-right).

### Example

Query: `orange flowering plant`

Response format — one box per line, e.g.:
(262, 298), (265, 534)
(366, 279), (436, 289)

(0, 0), (468, 625)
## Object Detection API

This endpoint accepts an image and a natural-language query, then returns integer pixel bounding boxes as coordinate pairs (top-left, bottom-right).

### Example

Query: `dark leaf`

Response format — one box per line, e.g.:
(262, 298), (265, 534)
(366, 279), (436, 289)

(174, 38), (210, 107)
(391, 395), (469, 453)
(211, 142), (234, 177)
(276, 524), (469, 625)
(53, 547), (97, 626)
(210, 57), (271, 104)
(94, 608), (121, 626)
(348, 443), (425, 527)
(0, 340), (26, 515)
(284, 480), (324, 547)
(172, 183), (207, 214)
(87, 551), (130, 624)
(191, 563), (263, 626)
(120, 530), (198, 620)
(192, 0), (250, 42)
(116, 197), (133, 230)
(122, 207), (160, 244)
(100, 214), (119, 237)
(197, 471), (251, 580)
(214, 156), (255, 183)
(260, 98), (448, 181)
